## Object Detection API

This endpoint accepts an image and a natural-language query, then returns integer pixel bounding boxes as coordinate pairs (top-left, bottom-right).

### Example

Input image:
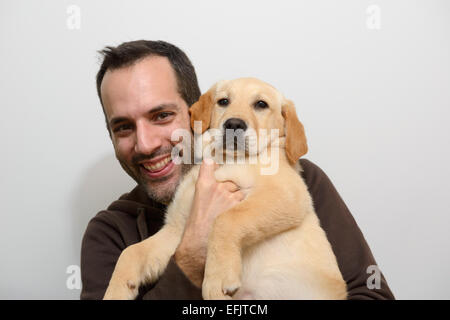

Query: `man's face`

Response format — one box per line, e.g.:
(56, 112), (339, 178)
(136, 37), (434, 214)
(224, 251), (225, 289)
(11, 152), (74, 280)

(100, 56), (191, 204)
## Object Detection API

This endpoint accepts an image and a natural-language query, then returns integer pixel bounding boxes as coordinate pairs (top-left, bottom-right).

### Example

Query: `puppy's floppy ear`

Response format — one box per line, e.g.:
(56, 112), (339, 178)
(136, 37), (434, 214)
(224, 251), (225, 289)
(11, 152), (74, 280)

(189, 90), (214, 134)
(281, 99), (308, 164)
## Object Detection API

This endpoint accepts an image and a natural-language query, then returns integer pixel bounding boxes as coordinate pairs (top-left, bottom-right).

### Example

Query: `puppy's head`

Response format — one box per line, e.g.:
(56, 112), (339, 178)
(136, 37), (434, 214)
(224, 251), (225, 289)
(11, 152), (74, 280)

(189, 78), (307, 164)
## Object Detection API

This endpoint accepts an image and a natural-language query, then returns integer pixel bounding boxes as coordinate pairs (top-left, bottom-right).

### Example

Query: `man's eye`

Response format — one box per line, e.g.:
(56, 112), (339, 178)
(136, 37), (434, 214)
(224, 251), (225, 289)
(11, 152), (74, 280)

(254, 100), (269, 109)
(217, 98), (229, 106)
(113, 124), (132, 133)
(156, 112), (173, 121)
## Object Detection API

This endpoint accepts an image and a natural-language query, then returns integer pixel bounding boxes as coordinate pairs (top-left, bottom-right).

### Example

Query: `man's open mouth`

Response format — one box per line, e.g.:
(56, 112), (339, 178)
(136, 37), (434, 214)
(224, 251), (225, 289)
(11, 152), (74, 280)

(141, 155), (171, 171)
(140, 155), (174, 178)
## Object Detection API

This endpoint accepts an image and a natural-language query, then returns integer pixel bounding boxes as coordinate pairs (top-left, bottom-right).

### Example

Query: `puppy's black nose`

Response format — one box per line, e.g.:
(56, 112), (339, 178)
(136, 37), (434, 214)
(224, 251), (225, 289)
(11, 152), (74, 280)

(223, 118), (247, 131)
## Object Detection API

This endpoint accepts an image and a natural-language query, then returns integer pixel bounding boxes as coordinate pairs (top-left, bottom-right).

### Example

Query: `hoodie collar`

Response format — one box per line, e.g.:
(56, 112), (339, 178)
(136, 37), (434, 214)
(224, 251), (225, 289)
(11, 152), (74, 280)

(107, 185), (167, 240)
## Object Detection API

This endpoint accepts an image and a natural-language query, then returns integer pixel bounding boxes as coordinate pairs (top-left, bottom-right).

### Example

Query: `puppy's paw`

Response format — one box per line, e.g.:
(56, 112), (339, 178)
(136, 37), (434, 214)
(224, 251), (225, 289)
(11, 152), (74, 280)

(103, 245), (143, 300)
(202, 279), (233, 300)
(202, 268), (241, 300)
(103, 280), (139, 300)
(223, 276), (241, 297)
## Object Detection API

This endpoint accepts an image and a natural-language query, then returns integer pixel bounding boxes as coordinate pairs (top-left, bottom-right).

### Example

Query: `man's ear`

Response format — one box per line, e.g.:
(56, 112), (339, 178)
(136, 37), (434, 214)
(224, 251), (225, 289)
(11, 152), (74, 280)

(281, 99), (308, 164)
(189, 90), (214, 134)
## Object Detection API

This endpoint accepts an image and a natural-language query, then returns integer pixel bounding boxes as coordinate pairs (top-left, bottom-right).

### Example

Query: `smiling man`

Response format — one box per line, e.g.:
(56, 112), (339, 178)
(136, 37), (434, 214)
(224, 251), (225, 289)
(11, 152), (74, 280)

(101, 54), (191, 204)
(80, 40), (395, 300)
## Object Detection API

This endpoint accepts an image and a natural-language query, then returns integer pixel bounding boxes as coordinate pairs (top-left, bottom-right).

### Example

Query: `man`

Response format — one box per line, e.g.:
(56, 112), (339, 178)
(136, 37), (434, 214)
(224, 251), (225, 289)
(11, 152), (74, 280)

(80, 40), (395, 299)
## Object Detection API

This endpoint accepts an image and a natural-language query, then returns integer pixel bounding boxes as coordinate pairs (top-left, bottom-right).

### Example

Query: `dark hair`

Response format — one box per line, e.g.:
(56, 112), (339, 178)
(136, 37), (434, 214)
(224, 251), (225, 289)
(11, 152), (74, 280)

(96, 40), (201, 132)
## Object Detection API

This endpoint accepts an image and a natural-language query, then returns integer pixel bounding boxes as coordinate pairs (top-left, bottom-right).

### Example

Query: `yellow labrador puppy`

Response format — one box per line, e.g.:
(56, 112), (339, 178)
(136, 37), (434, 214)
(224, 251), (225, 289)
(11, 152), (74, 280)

(104, 78), (347, 300)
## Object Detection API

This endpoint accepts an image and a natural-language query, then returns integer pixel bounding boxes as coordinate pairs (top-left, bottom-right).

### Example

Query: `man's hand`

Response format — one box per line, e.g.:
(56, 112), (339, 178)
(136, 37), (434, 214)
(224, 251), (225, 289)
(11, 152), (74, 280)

(174, 159), (244, 287)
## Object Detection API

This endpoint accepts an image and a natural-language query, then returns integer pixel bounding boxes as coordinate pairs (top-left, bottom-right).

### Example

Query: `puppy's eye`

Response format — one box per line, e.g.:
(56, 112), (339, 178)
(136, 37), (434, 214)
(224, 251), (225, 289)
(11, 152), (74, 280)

(218, 98), (229, 106)
(255, 100), (268, 109)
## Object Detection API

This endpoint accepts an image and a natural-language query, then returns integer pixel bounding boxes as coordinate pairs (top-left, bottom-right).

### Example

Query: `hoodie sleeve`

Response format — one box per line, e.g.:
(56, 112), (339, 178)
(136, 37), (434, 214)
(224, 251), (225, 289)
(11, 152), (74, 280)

(80, 211), (124, 300)
(299, 159), (395, 300)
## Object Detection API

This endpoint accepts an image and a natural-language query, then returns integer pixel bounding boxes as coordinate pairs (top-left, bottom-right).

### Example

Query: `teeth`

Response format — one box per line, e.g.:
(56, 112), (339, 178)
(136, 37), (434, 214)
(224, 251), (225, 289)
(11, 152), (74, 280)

(142, 156), (171, 172)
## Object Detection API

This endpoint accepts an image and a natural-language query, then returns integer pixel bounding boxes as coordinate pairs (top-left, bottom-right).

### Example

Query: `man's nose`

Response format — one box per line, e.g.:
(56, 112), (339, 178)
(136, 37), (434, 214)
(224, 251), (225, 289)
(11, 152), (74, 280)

(134, 121), (162, 155)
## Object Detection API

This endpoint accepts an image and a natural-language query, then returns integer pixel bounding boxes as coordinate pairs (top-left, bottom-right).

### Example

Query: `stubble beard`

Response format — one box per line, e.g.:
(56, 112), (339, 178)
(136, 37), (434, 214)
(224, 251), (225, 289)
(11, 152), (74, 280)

(140, 162), (193, 204)
(118, 143), (194, 205)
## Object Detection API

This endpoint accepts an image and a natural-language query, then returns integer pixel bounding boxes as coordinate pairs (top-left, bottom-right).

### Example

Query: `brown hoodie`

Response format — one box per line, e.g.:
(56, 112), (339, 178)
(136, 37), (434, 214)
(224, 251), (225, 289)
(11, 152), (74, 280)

(80, 158), (395, 300)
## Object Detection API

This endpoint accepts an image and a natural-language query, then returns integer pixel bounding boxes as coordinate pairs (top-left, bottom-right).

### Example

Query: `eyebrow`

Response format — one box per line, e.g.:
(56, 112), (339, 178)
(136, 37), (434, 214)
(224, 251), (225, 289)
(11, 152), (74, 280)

(109, 103), (179, 127)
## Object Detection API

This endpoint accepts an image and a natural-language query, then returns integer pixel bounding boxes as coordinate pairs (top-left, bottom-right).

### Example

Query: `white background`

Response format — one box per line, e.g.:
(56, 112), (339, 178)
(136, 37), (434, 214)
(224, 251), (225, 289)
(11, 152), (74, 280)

(1, 0), (449, 299)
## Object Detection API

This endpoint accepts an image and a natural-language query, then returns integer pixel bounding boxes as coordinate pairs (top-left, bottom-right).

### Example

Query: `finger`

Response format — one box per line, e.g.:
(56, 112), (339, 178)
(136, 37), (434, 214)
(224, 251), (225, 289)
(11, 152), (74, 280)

(232, 190), (245, 202)
(220, 181), (240, 193)
(198, 158), (216, 180)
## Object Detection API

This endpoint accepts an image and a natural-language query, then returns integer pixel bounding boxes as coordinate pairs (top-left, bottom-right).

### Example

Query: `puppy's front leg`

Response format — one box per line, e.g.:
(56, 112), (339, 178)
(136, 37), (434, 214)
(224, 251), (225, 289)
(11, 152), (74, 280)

(202, 186), (305, 300)
(104, 168), (198, 300)
(103, 224), (182, 300)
